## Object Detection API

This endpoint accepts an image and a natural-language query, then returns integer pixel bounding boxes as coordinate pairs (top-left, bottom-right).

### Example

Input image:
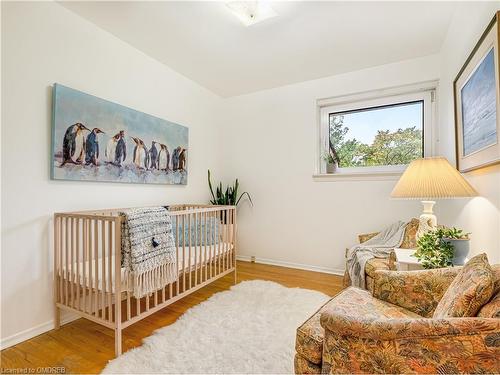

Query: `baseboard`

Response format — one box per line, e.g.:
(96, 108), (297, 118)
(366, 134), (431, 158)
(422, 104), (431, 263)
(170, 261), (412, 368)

(236, 255), (345, 276)
(0, 311), (79, 350)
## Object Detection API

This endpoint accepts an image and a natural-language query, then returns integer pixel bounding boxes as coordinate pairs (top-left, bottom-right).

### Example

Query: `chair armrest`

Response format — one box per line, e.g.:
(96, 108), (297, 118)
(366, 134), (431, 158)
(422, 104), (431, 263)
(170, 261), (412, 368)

(358, 232), (379, 244)
(372, 268), (461, 317)
(320, 311), (500, 341)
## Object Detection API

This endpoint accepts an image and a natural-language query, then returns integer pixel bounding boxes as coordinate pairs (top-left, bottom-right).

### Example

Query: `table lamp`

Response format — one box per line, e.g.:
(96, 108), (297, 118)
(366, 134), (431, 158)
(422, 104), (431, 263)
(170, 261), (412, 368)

(390, 157), (478, 239)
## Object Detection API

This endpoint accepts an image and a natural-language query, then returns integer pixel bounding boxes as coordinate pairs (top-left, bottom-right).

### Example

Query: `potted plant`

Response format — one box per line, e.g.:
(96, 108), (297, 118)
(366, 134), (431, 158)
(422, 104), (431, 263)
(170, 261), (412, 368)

(322, 152), (338, 174)
(208, 170), (253, 242)
(414, 227), (470, 269)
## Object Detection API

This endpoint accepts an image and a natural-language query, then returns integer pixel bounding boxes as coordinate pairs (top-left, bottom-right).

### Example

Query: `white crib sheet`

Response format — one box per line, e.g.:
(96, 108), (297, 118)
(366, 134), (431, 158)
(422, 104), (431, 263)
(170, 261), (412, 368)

(60, 242), (234, 292)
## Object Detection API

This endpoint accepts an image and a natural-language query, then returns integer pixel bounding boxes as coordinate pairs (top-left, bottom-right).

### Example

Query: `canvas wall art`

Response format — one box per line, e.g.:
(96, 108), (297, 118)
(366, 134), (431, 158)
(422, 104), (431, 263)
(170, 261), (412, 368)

(51, 84), (188, 184)
(454, 12), (500, 172)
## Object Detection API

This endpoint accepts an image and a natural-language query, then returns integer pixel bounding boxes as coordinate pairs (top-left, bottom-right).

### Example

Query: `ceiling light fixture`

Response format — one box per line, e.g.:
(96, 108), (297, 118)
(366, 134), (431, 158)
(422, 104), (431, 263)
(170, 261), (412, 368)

(225, 1), (277, 27)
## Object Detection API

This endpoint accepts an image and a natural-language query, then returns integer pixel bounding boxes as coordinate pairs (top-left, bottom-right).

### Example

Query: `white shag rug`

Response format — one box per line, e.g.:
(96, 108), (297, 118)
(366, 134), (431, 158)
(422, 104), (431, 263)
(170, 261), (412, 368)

(103, 280), (329, 374)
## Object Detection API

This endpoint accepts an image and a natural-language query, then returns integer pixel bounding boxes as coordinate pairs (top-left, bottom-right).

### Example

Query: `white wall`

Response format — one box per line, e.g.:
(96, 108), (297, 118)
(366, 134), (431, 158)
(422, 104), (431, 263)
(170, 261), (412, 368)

(220, 55), (440, 273)
(1, 2), (222, 346)
(438, 2), (500, 264)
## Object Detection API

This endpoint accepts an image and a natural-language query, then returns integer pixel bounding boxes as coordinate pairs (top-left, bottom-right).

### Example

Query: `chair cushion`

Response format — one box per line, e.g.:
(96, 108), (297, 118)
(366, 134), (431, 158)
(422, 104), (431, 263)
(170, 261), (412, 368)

(478, 264), (500, 318)
(321, 287), (421, 322)
(296, 287), (420, 365)
(433, 254), (494, 318)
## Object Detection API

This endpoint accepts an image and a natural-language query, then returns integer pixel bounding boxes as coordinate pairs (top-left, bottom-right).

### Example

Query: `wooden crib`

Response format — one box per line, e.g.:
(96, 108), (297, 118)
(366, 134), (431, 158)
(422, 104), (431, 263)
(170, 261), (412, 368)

(53, 204), (236, 357)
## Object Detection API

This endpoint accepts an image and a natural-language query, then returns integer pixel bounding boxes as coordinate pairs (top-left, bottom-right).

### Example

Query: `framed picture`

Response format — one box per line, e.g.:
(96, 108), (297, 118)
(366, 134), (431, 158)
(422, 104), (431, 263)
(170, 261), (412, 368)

(454, 11), (500, 173)
(51, 84), (188, 185)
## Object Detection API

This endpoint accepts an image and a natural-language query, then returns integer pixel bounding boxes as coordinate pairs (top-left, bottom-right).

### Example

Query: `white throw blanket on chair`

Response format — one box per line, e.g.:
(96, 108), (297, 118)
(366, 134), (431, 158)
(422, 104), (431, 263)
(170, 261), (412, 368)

(346, 221), (407, 289)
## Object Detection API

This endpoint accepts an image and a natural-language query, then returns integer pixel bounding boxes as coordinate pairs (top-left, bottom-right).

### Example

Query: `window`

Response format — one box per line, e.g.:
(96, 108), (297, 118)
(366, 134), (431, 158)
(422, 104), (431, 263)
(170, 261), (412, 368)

(317, 84), (436, 178)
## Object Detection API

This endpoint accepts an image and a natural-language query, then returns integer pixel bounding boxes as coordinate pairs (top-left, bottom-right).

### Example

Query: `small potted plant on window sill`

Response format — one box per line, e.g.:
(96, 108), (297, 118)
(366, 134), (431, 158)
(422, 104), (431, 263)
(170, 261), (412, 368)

(414, 227), (470, 268)
(322, 152), (338, 174)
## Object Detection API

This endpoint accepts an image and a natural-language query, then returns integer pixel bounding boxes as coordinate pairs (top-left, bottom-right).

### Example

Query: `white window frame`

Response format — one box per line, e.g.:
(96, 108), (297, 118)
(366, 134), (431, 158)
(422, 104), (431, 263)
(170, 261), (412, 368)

(315, 81), (438, 181)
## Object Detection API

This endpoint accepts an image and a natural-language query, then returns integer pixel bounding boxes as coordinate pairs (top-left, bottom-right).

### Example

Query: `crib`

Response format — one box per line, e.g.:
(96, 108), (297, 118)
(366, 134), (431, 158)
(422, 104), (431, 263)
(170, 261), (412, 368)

(53, 204), (236, 357)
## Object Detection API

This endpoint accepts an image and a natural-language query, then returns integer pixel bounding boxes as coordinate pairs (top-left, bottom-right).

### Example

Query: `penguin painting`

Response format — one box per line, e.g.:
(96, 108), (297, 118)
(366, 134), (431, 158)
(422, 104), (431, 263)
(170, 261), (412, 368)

(131, 137), (149, 169)
(85, 128), (105, 166)
(60, 123), (90, 166)
(115, 130), (126, 166)
(158, 144), (170, 171)
(178, 148), (187, 171)
(149, 141), (159, 170)
(172, 146), (181, 170)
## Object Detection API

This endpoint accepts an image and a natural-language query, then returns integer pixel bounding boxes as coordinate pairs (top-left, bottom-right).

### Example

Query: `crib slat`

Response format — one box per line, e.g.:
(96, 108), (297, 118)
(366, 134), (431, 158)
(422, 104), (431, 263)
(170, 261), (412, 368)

(63, 217), (68, 306)
(229, 209), (233, 270)
(94, 220), (99, 316)
(101, 220), (106, 320)
(114, 218), (122, 347)
(231, 209), (236, 272)
(204, 211), (208, 282)
(76, 218), (80, 311)
(54, 216), (60, 305)
(188, 213), (192, 290)
(69, 217), (74, 308)
(89, 219), (94, 315)
(83, 219), (89, 313)
(71, 218), (75, 308)
(233, 208), (237, 270)
(193, 212), (197, 285)
(181, 213), (185, 294)
(108, 221), (113, 322)
(184, 214), (193, 290)
(217, 211), (221, 276)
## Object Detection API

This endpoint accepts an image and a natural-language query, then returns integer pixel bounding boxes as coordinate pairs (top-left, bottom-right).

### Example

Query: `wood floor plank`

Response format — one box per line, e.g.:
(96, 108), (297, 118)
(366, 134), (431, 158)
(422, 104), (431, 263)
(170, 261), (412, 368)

(1, 261), (342, 374)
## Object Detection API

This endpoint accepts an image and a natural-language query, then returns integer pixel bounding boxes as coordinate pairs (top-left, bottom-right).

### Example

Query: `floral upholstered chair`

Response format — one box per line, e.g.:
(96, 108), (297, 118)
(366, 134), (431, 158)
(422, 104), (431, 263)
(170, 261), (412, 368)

(295, 254), (500, 374)
(343, 218), (420, 292)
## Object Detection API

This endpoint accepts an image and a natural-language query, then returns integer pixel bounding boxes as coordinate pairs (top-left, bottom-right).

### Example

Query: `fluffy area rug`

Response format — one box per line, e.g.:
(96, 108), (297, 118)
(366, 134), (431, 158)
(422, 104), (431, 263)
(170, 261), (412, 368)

(103, 280), (329, 374)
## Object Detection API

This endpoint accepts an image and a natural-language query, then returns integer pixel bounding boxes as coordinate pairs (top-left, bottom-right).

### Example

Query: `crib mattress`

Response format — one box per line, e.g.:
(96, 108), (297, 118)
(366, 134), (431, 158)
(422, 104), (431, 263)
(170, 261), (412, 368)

(59, 242), (233, 292)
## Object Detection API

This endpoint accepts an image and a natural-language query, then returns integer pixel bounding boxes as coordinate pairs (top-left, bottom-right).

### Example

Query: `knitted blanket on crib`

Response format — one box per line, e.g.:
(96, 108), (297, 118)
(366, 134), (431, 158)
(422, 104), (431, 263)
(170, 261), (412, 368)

(120, 207), (177, 298)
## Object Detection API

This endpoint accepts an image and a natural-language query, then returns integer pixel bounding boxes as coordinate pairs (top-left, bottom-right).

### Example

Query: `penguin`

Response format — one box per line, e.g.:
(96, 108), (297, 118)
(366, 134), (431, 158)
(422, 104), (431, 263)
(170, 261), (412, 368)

(60, 123), (90, 166)
(149, 141), (159, 169)
(178, 148), (187, 171)
(172, 146), (181, 171)
(85, 128), (105, 166)
(105, 133), (119, 164)
(158, 143), (170, 171)
(115, 130), (127, 166)
(131, 137), (149, 169)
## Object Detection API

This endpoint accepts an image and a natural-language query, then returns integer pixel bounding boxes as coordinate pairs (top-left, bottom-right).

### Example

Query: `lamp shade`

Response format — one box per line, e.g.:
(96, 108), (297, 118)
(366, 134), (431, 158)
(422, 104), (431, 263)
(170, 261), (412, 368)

(391, 157), (478, 199)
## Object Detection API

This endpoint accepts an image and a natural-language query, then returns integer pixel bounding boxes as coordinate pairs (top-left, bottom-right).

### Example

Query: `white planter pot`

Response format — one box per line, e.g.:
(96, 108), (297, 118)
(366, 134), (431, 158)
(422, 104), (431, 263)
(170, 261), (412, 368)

(326, 162), (337, 174)
(444, 238), (470, 265)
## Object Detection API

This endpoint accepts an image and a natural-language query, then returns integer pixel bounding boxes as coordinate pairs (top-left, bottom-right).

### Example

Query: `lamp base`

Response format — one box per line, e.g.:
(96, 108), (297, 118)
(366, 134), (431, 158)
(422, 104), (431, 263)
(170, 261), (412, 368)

(416, 200), (437, 240)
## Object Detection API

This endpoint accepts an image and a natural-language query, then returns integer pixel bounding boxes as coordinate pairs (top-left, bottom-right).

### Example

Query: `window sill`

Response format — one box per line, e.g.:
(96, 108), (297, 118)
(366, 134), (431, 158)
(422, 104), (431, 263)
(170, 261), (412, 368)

(313, 170), (403, 182)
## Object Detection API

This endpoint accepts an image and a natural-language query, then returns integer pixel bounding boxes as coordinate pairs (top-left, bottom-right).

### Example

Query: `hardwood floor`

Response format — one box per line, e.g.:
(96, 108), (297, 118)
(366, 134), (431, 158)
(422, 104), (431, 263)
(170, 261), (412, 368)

(1, 261), (343, 374)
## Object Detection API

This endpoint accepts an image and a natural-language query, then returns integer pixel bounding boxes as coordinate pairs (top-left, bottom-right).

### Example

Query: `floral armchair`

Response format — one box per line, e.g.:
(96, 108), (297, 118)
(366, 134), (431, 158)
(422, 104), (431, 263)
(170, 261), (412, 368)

(295, 262), (500, 374)
(343, 218), (420, 292)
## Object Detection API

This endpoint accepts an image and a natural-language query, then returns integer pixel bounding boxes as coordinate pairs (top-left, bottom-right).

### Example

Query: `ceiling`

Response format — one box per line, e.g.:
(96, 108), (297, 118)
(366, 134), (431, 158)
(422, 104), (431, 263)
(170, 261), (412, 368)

(60, 1), (458, 97)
